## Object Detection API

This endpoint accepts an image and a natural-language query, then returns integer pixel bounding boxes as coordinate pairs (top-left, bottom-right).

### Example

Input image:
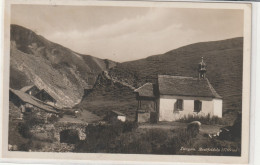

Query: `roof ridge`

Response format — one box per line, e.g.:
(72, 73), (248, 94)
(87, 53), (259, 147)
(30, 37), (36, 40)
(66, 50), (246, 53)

(205, 78), (222, 98)
(111, 110), (125, 115)
(134, 82), (153, 92)
(20, 85), (35, 92)
(9, 88), (59, 113)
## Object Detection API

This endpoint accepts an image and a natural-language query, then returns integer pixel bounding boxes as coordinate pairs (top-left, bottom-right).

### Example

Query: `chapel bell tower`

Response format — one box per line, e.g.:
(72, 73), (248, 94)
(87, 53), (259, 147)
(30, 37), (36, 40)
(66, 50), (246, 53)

(198, 57), (206, 79)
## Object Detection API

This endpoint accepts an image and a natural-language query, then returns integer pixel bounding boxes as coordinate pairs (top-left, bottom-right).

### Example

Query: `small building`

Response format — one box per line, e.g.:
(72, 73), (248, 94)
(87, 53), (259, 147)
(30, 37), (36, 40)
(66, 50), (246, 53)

(20, 85), (57, 106)
(134, 57), (223, 122)
(20, 85), (40, 96)
(9, 88), (60, 123)
(34, 89), (57, 106)
(134, 83), (158, 123)
(106, 110), (126, 122)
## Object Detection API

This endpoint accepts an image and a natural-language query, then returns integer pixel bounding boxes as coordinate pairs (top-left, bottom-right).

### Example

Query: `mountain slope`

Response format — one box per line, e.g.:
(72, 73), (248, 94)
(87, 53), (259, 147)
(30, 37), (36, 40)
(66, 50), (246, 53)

(10, 24), (117, 107)
(110, 37), (243, 112)
(75, 71), (137, 119)
(78, 37), (243, 120)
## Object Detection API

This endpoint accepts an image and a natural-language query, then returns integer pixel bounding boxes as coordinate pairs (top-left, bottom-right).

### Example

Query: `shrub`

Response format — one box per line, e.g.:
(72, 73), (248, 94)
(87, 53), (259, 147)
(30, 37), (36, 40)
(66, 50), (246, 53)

(231, 113), (241, 139)
(47, 115), (59, 123)
(76, 121), (124, 152)
(18, 122), (32, 138)
(174, 128), (194, 148)
(177, 114), (227, 125)
(23, 112), (45, 126)
(18, 141), (31, 151)
(75, 122), (198, 155)
(18, 140), (44, 151)
(122, 121), (138, 133)
(187, 123), (200, 138)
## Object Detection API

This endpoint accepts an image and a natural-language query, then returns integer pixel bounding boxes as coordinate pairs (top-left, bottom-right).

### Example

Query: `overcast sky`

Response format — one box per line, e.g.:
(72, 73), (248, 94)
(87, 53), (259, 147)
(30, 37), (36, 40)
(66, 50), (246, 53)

(11, 5), (243, 62)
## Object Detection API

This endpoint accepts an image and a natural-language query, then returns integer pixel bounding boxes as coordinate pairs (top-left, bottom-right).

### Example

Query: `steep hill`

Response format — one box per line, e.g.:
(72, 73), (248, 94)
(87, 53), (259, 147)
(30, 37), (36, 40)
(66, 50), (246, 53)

(78, 37), (243, 120)
(10, 24), (117, 107)
(76, 71), (137, 119)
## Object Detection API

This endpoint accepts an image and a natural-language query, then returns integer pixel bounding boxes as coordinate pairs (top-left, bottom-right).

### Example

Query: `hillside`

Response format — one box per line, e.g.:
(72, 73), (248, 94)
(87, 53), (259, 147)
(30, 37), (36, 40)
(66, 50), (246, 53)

(75, 71), (137, 119)
(10, 24), (117, 107)
(78, 37), (243, 121)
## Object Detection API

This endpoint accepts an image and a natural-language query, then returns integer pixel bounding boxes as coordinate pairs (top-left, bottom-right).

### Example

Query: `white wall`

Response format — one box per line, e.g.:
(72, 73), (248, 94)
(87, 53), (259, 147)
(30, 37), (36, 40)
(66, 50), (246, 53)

(117, 116), (126, 122)
(159, 98), (176, 121)
(201, 100), (214, 117)
(213, 99), (222, 118)
(159, 95), (222, 121)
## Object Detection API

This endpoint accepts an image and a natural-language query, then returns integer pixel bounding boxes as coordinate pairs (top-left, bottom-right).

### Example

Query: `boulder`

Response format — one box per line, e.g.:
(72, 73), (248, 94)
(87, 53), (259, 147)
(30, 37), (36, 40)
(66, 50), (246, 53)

(187, 121), (201, 137)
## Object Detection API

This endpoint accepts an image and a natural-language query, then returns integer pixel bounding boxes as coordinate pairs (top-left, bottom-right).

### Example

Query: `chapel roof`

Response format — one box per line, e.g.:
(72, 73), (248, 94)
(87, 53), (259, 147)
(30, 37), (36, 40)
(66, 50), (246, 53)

(158, 75), (221, 98)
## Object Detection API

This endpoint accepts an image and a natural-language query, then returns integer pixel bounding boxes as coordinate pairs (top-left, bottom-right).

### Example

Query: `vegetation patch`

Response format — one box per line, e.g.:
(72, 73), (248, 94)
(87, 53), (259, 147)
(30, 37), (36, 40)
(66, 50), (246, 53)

(177, 114), (228, 125)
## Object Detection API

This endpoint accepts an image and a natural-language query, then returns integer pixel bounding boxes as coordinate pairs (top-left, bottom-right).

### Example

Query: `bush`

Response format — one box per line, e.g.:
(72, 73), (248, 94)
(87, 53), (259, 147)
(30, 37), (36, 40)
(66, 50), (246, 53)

(74, 121), (200, 155)
(18, 141), (31, 151)
(47, 115), (59, 123)
(231, 113), (241, 139)
(18, 140), (44, 151)
(177, 114), (227, 125)
(122, 121), (138, 133)
(174, 129), (194, 149)
(18, 122), (32, 138)
(187, 123), (200, 138)
(23, 112), (45, 126)
(76, 121), (124, 152)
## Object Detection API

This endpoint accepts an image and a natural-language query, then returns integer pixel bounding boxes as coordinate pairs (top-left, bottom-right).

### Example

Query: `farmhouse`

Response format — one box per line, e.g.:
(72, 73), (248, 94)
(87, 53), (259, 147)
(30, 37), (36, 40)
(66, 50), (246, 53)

(134, 58), (222, 122)
(9, 88), (60, 122)
(34, 89), (57, 106)
(20, 85), (40, 96)
(20, 85), (57, 106)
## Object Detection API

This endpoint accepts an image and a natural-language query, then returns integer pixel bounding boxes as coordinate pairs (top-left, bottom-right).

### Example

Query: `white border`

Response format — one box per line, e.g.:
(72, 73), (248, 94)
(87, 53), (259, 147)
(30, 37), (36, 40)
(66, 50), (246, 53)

(0, 0), (255, 164)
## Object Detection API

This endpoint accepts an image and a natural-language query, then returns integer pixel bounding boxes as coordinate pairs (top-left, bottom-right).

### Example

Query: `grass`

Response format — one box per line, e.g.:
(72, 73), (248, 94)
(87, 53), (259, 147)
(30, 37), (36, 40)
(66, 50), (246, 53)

(74, 121), (240, 156)
(176, 114), (228, 125)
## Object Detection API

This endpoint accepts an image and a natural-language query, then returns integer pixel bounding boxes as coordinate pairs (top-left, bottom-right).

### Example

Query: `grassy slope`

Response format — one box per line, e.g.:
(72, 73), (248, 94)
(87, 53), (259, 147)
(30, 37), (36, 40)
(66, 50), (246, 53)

(75, 72), (137, 120)
(78, 37), (243, 122)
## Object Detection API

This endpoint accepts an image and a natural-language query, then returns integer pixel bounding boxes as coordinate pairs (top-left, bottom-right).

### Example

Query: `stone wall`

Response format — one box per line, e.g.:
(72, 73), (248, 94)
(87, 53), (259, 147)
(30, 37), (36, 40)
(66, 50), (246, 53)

(20, 103), (89, 144)
(22, 103), (59, 124)
(53, 122), (88, 142)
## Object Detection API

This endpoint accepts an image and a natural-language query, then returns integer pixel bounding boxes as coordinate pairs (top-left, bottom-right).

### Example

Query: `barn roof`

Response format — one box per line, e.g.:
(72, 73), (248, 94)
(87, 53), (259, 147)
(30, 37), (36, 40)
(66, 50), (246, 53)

(10, 88), (59, 114)
(20, 85), (36, 92)
(35, 89), (56, 102)
(158, 75), (221, 98)
(111, 110), (125, 116)
(134, 83), (155, 98)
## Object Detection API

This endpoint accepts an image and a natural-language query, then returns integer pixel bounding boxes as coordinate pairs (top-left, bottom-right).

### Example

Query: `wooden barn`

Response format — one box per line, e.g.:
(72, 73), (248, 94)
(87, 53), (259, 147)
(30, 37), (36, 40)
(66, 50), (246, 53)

(9, 88), (59, 122)
(20, 85), (40, 96)
(34, 89), (57, 106)
(20, 85), (57, 106)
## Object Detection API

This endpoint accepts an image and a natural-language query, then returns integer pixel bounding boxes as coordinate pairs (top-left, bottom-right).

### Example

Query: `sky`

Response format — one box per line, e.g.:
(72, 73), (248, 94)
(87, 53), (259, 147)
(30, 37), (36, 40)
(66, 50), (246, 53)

(11, 5), (244, 62)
